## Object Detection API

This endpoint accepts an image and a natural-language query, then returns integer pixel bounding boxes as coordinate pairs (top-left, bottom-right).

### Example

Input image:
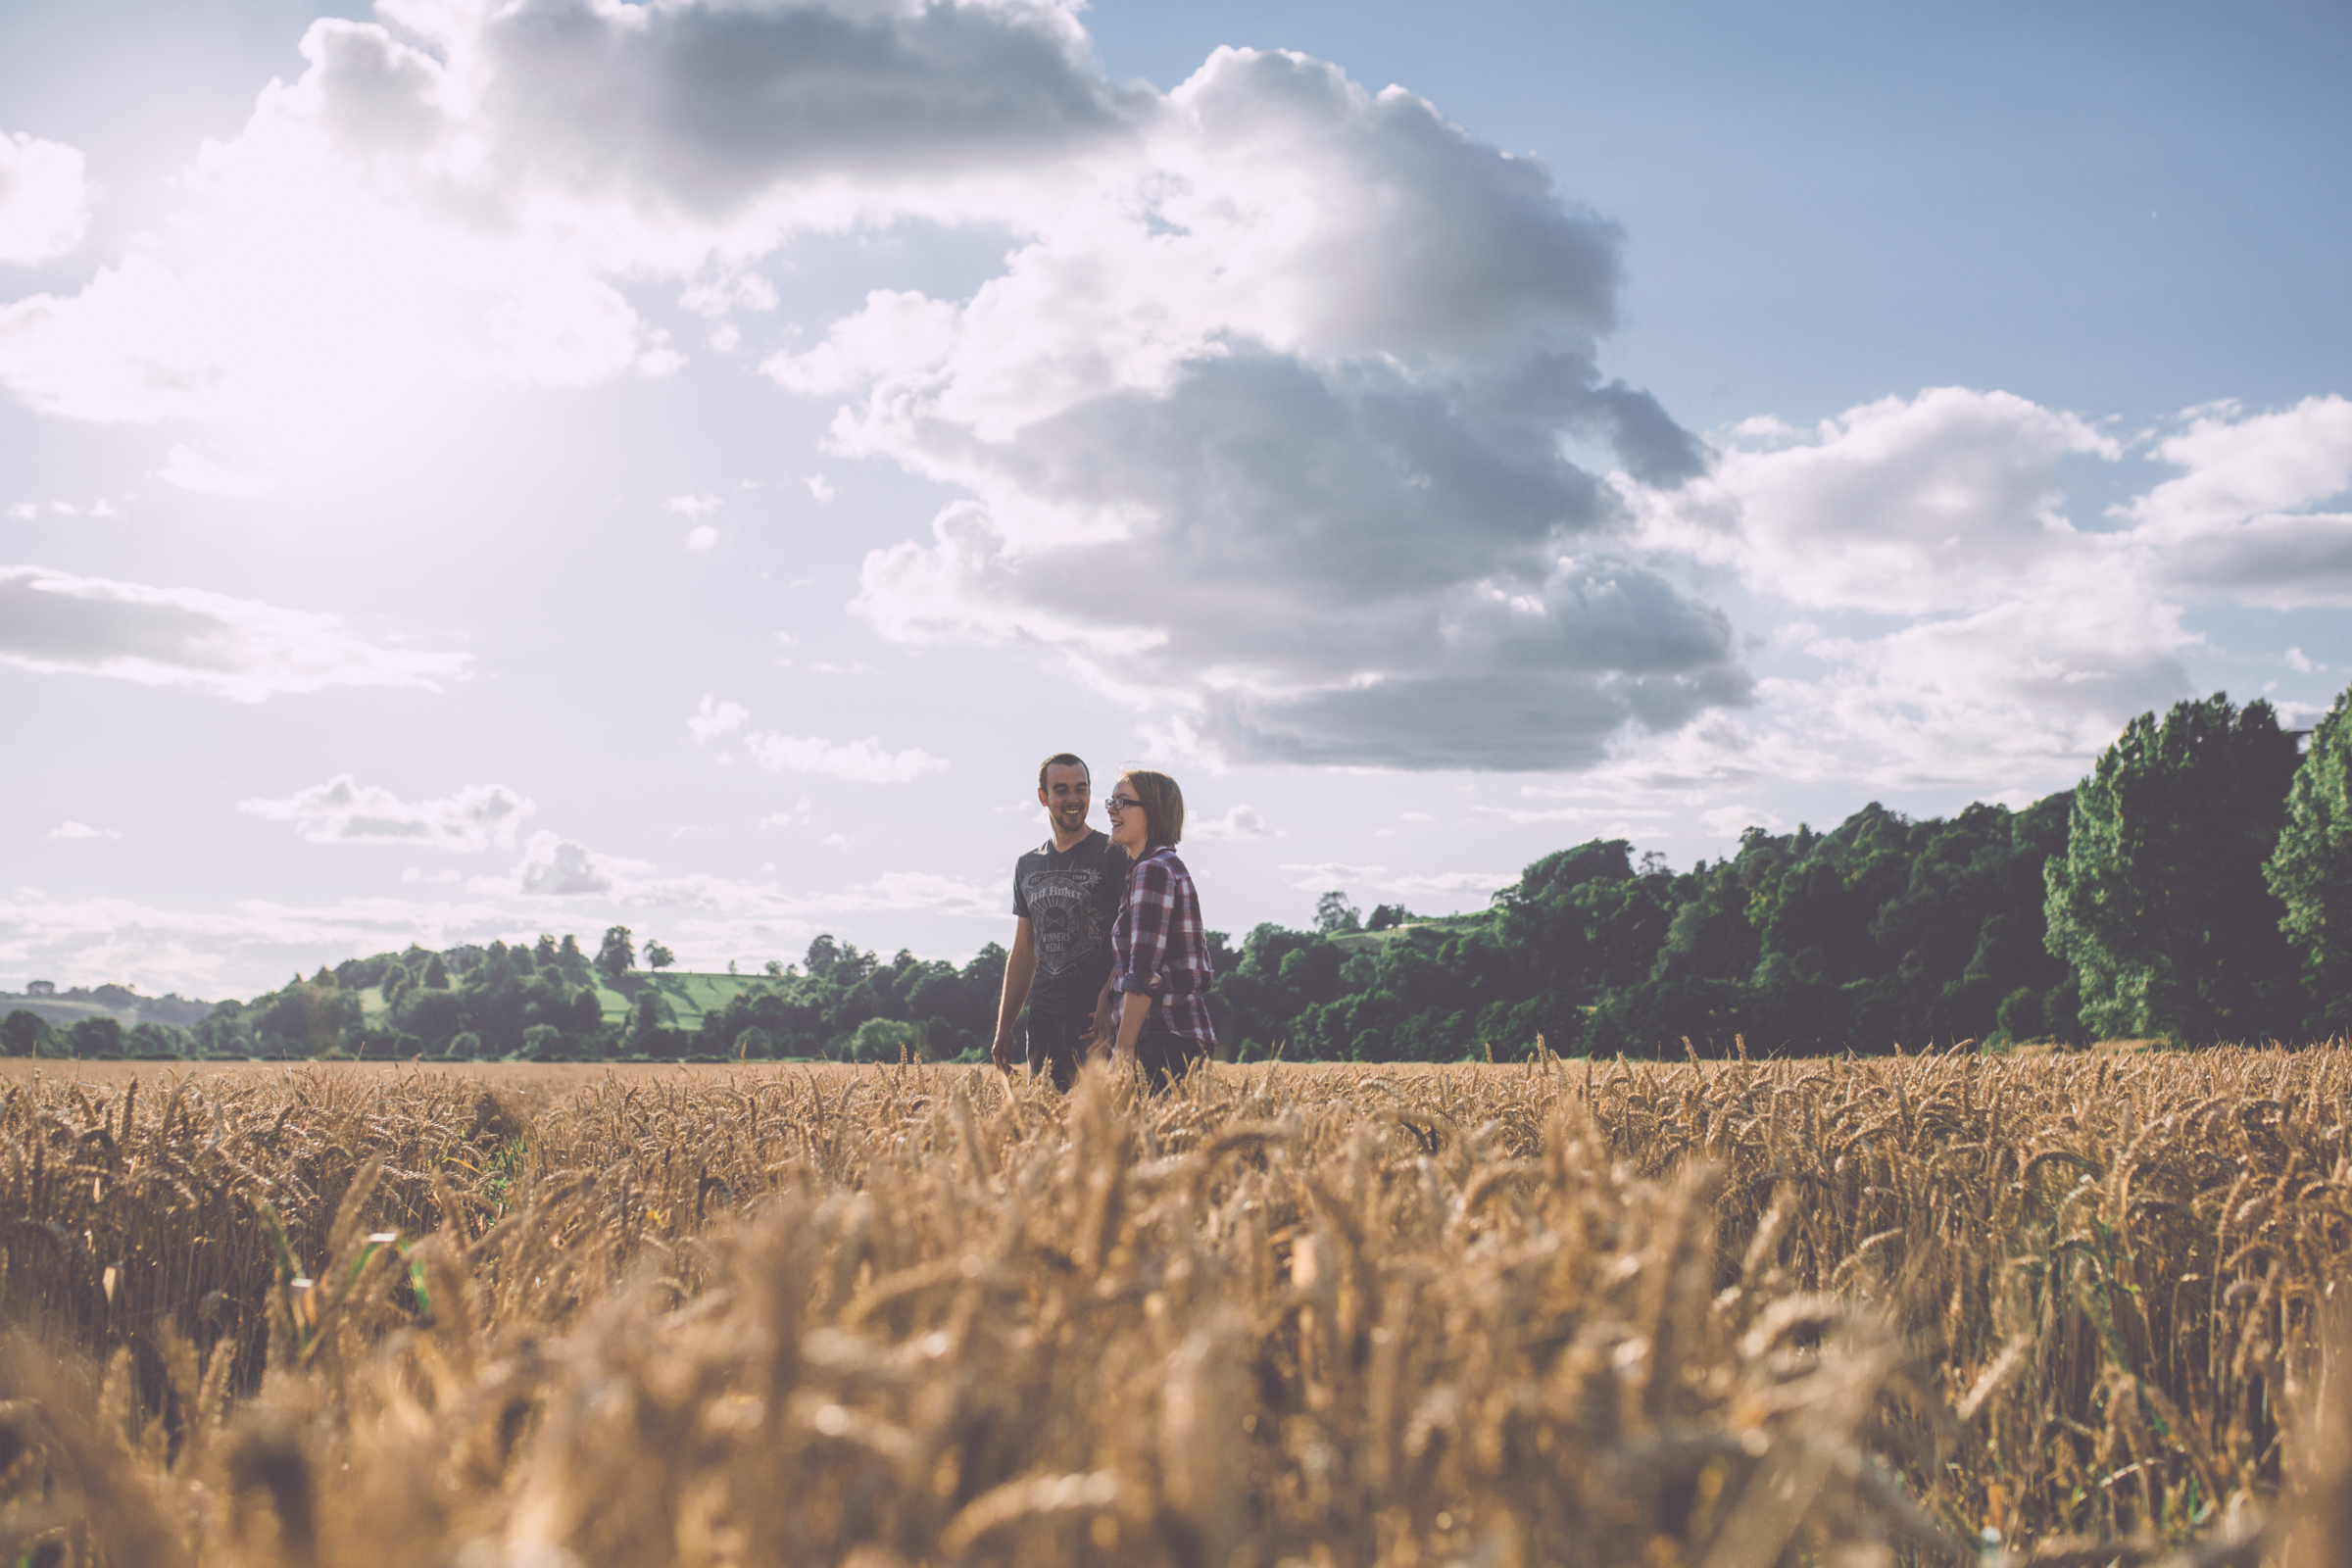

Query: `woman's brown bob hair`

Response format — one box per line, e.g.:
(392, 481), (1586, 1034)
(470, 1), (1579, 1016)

(1119, 770), (1184, 850)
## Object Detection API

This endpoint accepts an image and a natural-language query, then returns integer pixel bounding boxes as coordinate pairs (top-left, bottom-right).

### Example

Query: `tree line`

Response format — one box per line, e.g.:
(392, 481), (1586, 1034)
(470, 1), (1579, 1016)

(9, 686), (2351, 1062)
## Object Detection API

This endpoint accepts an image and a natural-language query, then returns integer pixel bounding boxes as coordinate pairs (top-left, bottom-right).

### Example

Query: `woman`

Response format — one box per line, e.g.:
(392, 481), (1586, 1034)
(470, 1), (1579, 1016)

(1098, 769), (1216, 1088)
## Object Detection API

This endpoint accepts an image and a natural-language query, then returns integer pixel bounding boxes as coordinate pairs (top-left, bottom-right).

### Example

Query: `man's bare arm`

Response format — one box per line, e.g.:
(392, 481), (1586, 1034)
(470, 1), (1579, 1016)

(992, 918), (1039, 1073)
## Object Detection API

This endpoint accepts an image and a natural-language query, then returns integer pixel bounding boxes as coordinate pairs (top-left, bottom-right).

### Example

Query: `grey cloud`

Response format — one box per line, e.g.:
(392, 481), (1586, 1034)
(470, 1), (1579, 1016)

(985, 352), (1612, 608)
(2148, 514), (2352, 608)
(1592, 382), (1709, 487)
(0, 565), (467, 700)
(1470, 350), (1708, 487)
(1182, 50), (1620, 354)
(861, 350), (1749, 768)
(239, 776), (534, 851)
(331, 0), (1145, 220)
(0, 571), (231, 667)
(1203, 666), (1753, 772)
(517, 838), (612, 897)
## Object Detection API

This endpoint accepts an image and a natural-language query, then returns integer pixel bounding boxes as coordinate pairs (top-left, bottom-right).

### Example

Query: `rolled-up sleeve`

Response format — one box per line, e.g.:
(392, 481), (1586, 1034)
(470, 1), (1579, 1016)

(1114, 858), (1175, 995)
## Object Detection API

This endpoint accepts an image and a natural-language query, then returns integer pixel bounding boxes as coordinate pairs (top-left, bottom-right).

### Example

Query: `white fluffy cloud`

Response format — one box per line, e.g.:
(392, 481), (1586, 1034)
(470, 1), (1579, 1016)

(687, 694), (750, 743)
(2121, 395), (2352, 607)
(47, 820), (122, 842)
(239, 775), (534, 851)
(742, 730), (946, 782)
(1588, 389), (2352, 799)
(1191, 804), (1275, 840)
(0, 0), (1138, 433)
(0, 564), (469, 700)
(508, 833), (628, 896)
(689, 694), (944, 779)
(1628, 389), (2121, 615)
(0, 131), (92, 265)
(799, 49), (1736, 769)
(1, 10), (1739, 771)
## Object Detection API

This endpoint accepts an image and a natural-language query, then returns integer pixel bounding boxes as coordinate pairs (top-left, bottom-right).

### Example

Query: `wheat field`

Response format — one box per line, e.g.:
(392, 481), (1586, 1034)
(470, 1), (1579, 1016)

(3, 1049), (2350, 1567)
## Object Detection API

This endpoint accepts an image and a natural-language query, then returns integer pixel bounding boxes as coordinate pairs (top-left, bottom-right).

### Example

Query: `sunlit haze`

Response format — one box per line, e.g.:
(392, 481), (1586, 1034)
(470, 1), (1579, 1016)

(5, 0), (2348, 999)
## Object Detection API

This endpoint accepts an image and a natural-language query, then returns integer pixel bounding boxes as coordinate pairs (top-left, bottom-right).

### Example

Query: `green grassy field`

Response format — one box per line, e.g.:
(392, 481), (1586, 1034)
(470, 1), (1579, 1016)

(349, 970), (780, 1032)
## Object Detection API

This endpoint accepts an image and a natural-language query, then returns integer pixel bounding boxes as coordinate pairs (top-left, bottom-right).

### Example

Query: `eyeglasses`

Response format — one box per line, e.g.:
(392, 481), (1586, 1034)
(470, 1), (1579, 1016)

(1104, 796), (1144, 813)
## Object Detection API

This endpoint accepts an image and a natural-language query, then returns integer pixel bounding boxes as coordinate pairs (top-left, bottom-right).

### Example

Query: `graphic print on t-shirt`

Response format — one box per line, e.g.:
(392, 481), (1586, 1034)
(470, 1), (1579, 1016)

(1024, 868), (1109, 978)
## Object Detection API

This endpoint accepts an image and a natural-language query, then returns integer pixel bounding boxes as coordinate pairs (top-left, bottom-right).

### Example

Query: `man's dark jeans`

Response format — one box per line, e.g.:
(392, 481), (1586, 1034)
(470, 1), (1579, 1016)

(1134, 1029), (1208, 1093)
(1024, 1010), (1094, 1092)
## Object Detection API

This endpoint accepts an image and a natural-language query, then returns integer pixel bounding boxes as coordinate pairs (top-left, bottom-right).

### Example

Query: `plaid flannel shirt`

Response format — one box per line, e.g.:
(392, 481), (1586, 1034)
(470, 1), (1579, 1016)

(1111, 846), (1217, 1051)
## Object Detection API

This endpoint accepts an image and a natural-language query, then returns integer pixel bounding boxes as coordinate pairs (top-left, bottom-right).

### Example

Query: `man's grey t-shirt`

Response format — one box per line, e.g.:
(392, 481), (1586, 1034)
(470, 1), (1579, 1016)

(1011, 830), (1130, 1017)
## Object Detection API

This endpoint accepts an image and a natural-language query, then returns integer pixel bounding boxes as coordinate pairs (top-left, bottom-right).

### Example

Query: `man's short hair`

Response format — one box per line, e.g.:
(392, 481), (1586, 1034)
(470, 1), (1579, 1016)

(1120, 769), (1185, 849)
(1038, 753), (1089, 791)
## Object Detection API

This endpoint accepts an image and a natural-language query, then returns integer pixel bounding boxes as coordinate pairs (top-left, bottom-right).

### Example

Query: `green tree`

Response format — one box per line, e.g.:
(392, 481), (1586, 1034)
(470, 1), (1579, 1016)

(70, 1016), (123, 1057)
(556, 933), (591, 981)
(422, 954), (451, 989)
(646, 942), (677, 972)
(2267, 681), (2352, 1034)
(629, 989), (673, 1053)
(1314, 891), (1361, 935)
(597, 925), (636, 979)
(2045, 693), (2303, 1043)
(1, 1009), (50, 1056)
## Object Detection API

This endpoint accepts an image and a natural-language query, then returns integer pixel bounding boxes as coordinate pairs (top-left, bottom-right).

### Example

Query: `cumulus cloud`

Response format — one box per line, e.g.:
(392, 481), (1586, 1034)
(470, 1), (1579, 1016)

(510, 833), (621, 897)
(2, 6), (1734, 773)
(0, 131), (92, 265)
(688, 694), (751, 743)
(0, 564), (469, 700)
(687, 695), (941, 779)
(2124, 396), (2352, 537)
(1597, 390), (2352, 795)
(47, 821), (122, 841)
(1190, 804), (1275, 840)
(742, 730), (946, 782)
(684, 523), (720, 551)
(238, 775), (534, 851)
(0, 0), (1141, 432)
(772, 47), (1737, 769)
(2119, 395), (2352, 608)
(1628, 388), (2120, 615)
(1606, 387), (2221, 793)
(835, 343), (1738, 772)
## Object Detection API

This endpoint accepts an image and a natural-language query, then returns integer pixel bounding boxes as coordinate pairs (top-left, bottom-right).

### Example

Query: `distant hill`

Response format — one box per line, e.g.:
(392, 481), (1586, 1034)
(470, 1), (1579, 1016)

(0, 983), (217, 1031)
(340, 969), (777, 1034)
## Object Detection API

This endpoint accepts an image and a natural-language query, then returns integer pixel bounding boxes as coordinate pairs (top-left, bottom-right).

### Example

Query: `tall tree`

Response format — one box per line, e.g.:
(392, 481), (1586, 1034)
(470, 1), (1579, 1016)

(597, 925), (636, 979)
(556, 933), (590, 981)
(1314, 891), (1361, 935)
(2267, 681), (2352, 1034)
(2045, 693), (2303, 1043)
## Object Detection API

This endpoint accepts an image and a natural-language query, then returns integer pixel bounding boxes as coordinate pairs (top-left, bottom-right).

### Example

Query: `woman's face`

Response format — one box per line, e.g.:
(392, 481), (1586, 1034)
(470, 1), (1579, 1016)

(1105, 776), (1150, 855)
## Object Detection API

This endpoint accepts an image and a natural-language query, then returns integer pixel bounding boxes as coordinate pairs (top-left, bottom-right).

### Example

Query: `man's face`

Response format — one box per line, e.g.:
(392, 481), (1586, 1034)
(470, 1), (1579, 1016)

(1039, 763), (1091, 835)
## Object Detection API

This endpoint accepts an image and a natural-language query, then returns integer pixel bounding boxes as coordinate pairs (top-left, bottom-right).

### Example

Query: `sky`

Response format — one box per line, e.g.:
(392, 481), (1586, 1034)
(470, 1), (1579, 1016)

(3, 0), (2349, 1001)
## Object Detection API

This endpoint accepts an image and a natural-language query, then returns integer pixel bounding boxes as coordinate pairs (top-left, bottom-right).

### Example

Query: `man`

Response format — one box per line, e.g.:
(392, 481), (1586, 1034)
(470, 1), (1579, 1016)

(993, 753), (1128, 1090)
